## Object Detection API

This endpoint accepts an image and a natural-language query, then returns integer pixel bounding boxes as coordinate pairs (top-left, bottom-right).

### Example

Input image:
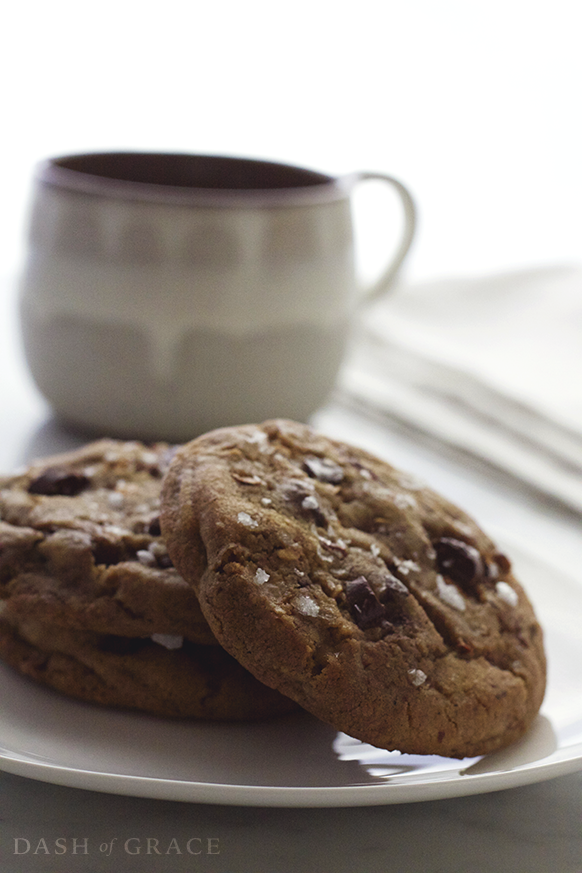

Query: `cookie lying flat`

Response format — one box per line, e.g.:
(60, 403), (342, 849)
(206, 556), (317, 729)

(161, 419), (546, 758)
(0, 439), (215, 644)
(0, 608), (296, 720)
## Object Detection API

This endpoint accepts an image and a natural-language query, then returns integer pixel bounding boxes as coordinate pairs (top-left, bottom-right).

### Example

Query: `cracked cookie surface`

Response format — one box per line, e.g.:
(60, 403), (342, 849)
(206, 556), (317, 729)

(161, 419), (546, 757)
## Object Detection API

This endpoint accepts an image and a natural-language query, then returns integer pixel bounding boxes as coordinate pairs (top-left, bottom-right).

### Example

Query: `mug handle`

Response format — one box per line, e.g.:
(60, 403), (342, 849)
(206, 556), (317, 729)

(344, 171), (417, 303)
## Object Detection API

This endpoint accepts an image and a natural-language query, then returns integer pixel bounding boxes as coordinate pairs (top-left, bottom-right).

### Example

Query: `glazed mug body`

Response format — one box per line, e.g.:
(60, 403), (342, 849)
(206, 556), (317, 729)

(19, 152), (415, 441)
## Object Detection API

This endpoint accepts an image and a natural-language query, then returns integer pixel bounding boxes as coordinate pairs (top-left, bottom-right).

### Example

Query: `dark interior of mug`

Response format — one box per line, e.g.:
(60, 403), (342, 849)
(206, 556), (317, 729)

(53, 153), (332, 191)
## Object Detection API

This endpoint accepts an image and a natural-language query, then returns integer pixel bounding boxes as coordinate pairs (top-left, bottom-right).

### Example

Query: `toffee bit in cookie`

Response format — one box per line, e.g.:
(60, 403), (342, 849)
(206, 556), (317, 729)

(456, 639), (474, 656)
(435, 537), (485, 590)
(494, 552), (512, 575)
(232, 472), (264, 486)
(408, 668), (427, 687)
(28, 467), (90, 497)
(345, 576), (386, 629)
(303, 456), (344, 484)
(435, 574), (466, 612)
(237, 511), (258, 529)
(254, 568), (270, 585)
(496, 581), (519, 607)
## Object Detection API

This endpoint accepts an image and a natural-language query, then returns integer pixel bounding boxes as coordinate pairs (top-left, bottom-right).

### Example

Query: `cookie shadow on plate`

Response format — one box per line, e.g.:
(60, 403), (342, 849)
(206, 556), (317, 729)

(460, 715), (557, 776)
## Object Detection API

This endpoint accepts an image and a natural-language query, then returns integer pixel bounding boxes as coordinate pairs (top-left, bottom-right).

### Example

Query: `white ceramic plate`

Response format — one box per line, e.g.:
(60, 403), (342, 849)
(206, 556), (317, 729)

(1, 538), (581, 807)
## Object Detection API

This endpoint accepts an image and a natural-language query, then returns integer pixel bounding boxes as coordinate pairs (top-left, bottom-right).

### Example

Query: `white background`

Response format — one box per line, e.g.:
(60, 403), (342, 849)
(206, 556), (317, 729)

(2, 0), (582, 284)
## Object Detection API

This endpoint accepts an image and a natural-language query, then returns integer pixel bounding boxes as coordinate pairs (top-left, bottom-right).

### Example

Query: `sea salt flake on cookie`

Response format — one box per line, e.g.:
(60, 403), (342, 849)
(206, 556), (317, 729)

(436, 574), (466, 611)
(237, 511), (258, 528)
(151, 633), (183, 649)
(393, 557), (420, 576)
(107, 491), (125, 509)
(303, 456), (344, 483)
(136, 549), (157, 566)
(316, 544), (334, 563)
(394, 493), (417, 510)
(254, 568), (270, 585)
(496, 581), (519, 606)
(295, 595), (320, 617)
(408, 668), (427, 687)
(104, 524), (128, 537)
(245, 429), (268, 445)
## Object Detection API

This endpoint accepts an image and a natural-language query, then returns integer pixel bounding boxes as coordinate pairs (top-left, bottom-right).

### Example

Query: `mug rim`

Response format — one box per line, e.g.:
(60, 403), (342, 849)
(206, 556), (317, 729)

(35, 152), (351, 206)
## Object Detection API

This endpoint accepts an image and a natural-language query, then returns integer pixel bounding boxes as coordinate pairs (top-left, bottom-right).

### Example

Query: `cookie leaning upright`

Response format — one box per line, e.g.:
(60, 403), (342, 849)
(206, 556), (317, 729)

(161, 419), (547, 758)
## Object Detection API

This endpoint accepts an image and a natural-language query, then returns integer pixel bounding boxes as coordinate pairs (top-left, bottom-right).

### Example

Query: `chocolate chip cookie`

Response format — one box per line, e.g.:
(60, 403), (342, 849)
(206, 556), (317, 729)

(0, 607), (295, 720)
(161, 419), (546, 757)
(0, 439), (215, 644)
(0, 439), (296, 719)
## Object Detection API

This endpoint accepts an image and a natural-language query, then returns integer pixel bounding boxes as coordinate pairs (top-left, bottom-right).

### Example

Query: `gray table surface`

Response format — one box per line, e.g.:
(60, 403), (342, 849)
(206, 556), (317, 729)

(1, 279), (582, 873)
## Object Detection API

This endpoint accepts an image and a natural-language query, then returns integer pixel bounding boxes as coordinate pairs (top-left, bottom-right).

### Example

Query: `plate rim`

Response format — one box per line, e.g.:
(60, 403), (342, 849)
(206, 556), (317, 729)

(1, 734), (581, 807)
(1, 533), (582, 807)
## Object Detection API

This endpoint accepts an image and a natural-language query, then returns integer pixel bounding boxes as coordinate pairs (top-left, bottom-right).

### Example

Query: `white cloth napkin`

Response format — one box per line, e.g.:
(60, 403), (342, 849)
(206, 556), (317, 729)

(338, 264), (582, 513)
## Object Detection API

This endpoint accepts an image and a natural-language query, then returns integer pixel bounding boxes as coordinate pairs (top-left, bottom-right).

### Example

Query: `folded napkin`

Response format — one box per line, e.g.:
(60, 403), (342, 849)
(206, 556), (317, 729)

(338, 265), (582, 514)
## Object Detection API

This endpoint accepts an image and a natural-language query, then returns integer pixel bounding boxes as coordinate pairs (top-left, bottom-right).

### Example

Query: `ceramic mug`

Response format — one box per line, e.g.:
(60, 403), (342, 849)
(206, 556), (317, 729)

(18, 152), (416, 441)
